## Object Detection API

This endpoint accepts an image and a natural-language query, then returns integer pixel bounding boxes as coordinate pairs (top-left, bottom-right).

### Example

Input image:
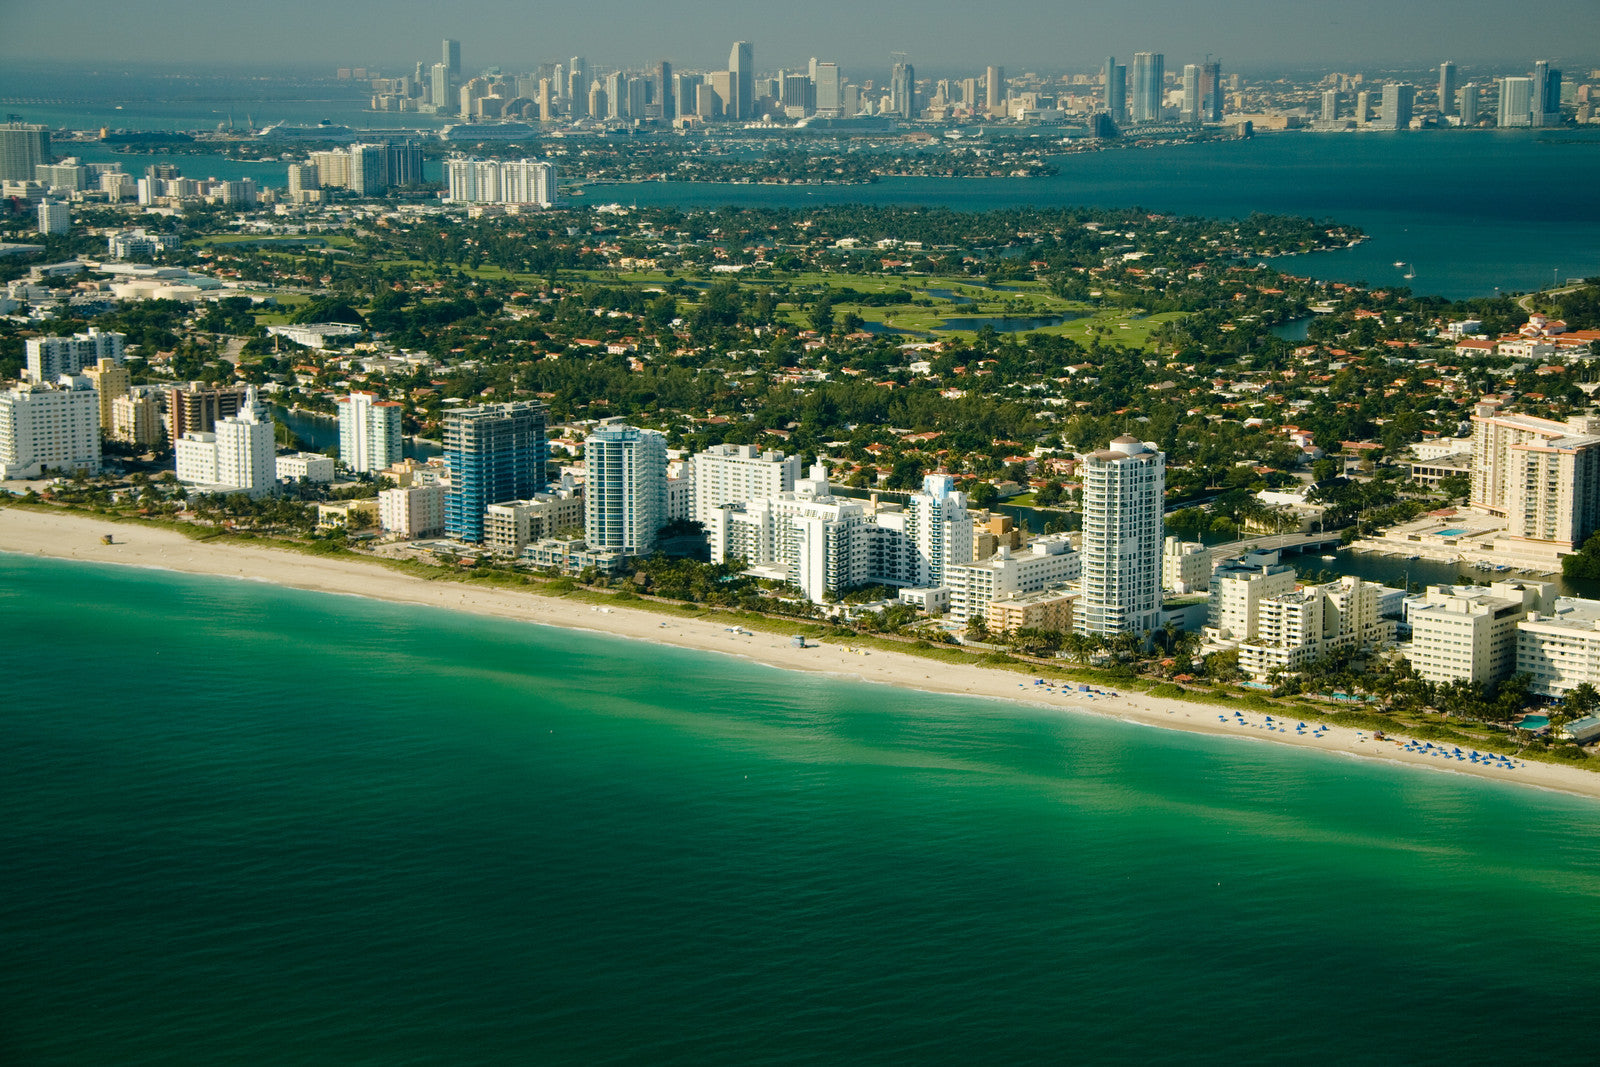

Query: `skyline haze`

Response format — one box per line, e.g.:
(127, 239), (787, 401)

(5, 0), (1599, 75)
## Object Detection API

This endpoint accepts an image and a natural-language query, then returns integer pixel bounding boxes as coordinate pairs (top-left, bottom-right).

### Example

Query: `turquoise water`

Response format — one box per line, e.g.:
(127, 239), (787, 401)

(5, 552), (1600, 1063)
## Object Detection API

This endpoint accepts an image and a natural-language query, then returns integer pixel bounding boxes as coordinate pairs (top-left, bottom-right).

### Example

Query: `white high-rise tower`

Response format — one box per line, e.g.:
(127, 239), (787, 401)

(1076, 436), (1165, 636)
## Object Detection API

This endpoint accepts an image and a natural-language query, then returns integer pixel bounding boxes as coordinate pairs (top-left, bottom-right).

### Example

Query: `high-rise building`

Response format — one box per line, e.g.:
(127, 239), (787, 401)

(568, 57), (589, 101)
(675, 73), (704, 118)
(1181, 64), (1201, 123)
(1438, 61), (1458, 116)
(174, 389), (275, 495)
(83, 358), (130, 434)
(813, 63), (842, 117)
(36, 199), (70, 236)
(25, 328), (125, 383)
(446, 158), (557, 207)
(1076, 436), (1165, 635)
(431, 63), (452, 110)
(1459, 83), (1480, 126)
(384, 141), (425, 187)
(584, 423), (667, 557)
(985, 65), (1004, 116)
(890, 59), (917, 119)
(1355, 89), (1372, 124)
(654, 61), (674, 122)
(347, 144), (387, 196)
(729, 41), (754, 120)
(111, 393), (161, 446)
(1130, 52), (1164, 123)
(1499, 76), (1534, 126)
(539, 78), (554, 123)
(168, 383), (249, 445)
(1200, 60), (1223, 122)
(1407, 581), (1554, 685)
(1470, 399), (1600, 554)
(1378, 82), (1414, 130)
(0, 377), (101, 480)
(337, 391), (403, 474)
(1102, 56), (1122, 117)
(1320, 89), (1340, 124)
(443, 38), (461, 80)
(1533, 60), (1561, 126)
(695, 445), (802, 559)
(0, 122), (50, 182)
(902, 474), (973, 588)
(444, 402), (549, 543)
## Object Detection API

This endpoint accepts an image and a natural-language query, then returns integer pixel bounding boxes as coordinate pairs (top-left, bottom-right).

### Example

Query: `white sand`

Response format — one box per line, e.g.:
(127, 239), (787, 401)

(5, 505), (1597, 801)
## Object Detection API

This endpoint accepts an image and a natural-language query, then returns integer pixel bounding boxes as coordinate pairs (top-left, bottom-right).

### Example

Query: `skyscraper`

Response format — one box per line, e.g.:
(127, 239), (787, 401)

(444, 402), (548, 543)
(1181, 64), (1201, 123)
(337, 391), (403, 474)
(1103, 56), (1120, 116)
(568, 57), (589, 100)
(729, 41), (754, 120)
(1459, 83), (1480, 126)
(1499, 76), (1533, 127)
(1076, 436), (1165, 636)
(585, 423), (667, 557)
(985, 65), (1004, 116)
(1320, 89), (1340, 124)
(654, 61), (674, 122)
(430, 63), (451, 111)
(1438, 61), (1458, 116)
(890, 59), (916, 119)
(1532, 60), (1561, 126)
(1200, 60), (1223, 122)
(442, 39), (461, 80)
(813, 62), (842, 117)
(1378, 82), (1413, 130)
(1130, 52), (1164, 123)
(0, 122), (50, 182)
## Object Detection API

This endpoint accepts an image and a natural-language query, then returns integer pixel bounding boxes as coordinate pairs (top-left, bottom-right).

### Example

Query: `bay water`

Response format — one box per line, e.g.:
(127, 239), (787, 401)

(4, 553), (1600, 1063)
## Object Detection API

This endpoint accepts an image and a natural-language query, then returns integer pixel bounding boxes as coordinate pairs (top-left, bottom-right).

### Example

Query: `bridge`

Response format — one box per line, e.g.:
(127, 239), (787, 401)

(1209, 530), (1344, 557)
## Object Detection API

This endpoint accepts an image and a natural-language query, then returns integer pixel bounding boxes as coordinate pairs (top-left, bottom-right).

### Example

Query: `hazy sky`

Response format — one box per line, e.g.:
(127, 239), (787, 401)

(6, 0), (1598, 76)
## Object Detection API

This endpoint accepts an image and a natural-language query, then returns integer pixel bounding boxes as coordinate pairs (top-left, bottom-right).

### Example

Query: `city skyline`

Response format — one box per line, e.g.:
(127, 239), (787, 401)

(5, 0), (1599, 73)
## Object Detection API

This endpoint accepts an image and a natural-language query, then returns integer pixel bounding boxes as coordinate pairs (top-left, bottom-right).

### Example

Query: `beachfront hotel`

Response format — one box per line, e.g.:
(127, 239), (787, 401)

(1076, 436), (1165, 636)
(0, 376), (101, 480)
(1404, 581), (1556, 685)
(173, 390), (276, 497)
(695, 444), (801, 562)
(1469, 399), (1600, 557)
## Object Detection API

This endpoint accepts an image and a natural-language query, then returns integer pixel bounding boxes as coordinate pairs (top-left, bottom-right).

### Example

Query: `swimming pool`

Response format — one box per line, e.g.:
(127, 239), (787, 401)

(1517, 714), (1550, 730)
(1436, 528), (1467, 537)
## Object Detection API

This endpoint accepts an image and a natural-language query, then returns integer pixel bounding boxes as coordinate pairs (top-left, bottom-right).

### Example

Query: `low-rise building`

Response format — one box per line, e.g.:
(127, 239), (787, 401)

(987, 589), (1078, 635)
(483, 491), (584, 556)
(1235, 576), (1395, 680)
(522, 536), (627, 577)
(1517, 597), (1600, 699)
(1404, 581), (1556, 684)
(379, 483), (447, 539)
(946, 534), (1080, 624)
(317, 498), (380, 531)
(276, 452), (336, 484)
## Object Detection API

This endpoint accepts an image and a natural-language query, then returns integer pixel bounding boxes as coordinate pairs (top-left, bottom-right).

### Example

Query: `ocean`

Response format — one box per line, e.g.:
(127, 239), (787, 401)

(4, 553), (1600, 1064)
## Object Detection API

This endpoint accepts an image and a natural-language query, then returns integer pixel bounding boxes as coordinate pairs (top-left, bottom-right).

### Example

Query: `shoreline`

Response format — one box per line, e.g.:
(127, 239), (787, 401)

(5, 505), (1598, 803)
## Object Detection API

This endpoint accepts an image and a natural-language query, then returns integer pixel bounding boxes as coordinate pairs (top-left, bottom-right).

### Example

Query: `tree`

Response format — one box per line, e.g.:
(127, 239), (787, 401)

(965, 614), (990, 642)
(1563, 683), (1600, 718)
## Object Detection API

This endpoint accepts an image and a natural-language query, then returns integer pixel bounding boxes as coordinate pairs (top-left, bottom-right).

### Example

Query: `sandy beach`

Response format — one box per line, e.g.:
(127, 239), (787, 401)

(5, 505), (1598, 802)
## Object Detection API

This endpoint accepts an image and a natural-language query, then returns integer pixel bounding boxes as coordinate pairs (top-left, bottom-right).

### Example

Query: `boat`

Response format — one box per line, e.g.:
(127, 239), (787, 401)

(1403, 263), (1416, 279)
(1321, 554), (1337, 561)
(1393, 260), (1405, 267)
